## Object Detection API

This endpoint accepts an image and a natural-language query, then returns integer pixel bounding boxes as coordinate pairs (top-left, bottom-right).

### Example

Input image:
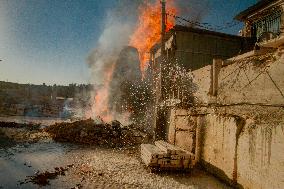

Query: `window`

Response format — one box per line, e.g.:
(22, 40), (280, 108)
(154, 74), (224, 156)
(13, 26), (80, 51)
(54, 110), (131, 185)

(251, 10), (282, 40)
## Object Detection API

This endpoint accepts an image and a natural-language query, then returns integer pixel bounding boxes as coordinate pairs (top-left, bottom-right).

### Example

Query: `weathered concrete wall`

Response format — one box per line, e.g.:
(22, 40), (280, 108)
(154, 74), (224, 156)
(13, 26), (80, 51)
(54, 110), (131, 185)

(166, 108), (196, 153)
(237, 123), (284, 189)
(166, 108), (284, 188)
(192, 65), (211, 104)
(201, 115), (240, 184)
(201, 114), (284, 188)
(191, 53), (284, 105)
(217, 56), (284, 105)
(167, 52), (284, 188)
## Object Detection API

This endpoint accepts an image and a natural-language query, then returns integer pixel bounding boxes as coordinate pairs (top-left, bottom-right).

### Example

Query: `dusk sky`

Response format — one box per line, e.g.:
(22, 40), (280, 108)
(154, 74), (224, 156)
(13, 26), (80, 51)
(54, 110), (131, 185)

(0, 0), (258, 85)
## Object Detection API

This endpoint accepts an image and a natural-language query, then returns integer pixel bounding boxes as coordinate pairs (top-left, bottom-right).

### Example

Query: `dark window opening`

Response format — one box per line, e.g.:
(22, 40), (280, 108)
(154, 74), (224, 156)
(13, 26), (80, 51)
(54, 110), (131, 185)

(251, 10), (282, 40)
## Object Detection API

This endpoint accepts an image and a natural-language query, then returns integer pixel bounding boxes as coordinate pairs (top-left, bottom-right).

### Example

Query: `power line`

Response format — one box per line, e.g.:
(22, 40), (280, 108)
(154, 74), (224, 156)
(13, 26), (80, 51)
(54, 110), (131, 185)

(167, 12), (241, 32)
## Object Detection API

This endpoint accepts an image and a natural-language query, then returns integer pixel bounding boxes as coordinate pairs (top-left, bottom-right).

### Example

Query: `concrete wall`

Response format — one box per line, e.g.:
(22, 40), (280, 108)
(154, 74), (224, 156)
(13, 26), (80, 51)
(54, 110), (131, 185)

(191, 53), (284, 105)
(201, 115), (240, 185)
(166, 108), (196, 153)
(164, 51), (284, 188)
(237, 122), (284, 189)
(166, 108), (284, 188)
(201, 114), (284, 189)
(217, 56), (284, 105)
(192, 65), (212, 104)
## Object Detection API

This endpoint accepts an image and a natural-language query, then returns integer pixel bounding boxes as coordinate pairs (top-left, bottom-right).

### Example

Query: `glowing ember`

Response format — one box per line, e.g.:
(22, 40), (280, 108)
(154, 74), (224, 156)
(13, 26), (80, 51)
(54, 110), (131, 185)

(129, 0), (177, 75)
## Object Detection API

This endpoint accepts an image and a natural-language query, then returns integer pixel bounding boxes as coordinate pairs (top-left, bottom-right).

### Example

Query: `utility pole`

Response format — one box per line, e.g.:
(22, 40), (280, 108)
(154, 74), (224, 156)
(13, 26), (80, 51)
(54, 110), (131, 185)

(161, 0), (166, 56)
(154, 0), (167, 140)
(160, 0), (166, 102)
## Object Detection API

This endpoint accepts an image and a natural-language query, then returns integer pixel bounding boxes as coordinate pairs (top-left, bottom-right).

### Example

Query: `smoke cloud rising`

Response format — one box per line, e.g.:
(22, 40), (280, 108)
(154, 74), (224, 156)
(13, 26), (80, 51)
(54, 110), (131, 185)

(84, 0), (208, 124)
(85, 0), (142, 124)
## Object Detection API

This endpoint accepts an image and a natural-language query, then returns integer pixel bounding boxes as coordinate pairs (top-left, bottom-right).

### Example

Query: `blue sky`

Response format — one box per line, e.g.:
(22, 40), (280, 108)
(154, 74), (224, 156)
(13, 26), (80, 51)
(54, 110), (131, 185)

(0, 0), (257, 85)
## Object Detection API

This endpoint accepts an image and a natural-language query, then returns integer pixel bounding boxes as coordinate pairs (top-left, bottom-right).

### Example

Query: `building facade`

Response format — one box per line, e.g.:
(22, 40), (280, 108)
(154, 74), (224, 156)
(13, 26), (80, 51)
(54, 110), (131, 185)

(236, 0), (284, 42)
(150, 25), (253, 72)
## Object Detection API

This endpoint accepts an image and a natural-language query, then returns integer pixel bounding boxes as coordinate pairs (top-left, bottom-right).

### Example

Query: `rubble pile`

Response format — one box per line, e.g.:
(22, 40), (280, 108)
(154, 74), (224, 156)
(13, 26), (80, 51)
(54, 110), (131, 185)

(0, 121), (49, 143)
(0, 121), (40, 130)
(45, 119), (149, 146)
(141, 140), (195, 171)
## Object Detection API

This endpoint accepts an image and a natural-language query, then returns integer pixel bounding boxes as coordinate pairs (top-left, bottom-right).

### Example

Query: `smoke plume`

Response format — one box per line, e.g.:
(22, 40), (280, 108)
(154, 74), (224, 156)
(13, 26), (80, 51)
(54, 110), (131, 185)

(85, 0), (142, 124)
(84, 0), (208, 125)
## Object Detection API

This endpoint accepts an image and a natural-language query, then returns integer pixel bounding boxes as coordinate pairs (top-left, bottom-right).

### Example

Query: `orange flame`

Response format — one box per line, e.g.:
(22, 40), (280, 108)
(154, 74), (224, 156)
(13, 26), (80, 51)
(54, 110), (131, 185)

(129, 0), (177, 75)
(86, 64), (115, 122)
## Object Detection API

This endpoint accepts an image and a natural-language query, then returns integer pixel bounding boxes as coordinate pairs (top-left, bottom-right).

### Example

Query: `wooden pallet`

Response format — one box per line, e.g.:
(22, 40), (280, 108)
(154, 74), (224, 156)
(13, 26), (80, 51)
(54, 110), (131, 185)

(140, 140), (195, 170)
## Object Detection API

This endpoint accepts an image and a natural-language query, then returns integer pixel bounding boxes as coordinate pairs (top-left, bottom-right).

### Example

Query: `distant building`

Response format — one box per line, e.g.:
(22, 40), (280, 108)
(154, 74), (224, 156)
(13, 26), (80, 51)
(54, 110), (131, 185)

(235, 0), (284, 42)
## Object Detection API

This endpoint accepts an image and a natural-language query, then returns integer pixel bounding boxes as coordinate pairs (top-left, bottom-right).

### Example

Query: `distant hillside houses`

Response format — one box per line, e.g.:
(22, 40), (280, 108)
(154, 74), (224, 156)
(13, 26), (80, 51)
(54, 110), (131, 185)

(0, 81), (92, 117)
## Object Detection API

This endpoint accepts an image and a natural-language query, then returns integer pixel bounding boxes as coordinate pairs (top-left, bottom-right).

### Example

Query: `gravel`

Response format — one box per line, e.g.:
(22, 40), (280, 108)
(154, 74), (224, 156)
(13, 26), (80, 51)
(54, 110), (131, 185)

(61, 146), (231, 189)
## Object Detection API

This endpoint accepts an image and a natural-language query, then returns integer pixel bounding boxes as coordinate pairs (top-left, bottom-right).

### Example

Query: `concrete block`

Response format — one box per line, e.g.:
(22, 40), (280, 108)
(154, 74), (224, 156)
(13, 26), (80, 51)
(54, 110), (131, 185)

(141, 154), (158, 166)
(171, 155), (180, 160)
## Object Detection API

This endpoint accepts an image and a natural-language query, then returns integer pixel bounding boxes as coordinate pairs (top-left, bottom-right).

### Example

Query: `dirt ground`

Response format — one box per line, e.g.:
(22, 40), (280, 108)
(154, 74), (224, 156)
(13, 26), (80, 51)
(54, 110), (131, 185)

(0, 117), (231, 189)
(0, 136), (231, 189)
(50, 146), (232, 189)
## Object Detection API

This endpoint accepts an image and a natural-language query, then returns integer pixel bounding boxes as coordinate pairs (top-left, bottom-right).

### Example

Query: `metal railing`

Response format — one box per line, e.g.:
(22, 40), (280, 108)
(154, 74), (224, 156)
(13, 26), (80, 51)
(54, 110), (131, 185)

(252, 10), (282, 41)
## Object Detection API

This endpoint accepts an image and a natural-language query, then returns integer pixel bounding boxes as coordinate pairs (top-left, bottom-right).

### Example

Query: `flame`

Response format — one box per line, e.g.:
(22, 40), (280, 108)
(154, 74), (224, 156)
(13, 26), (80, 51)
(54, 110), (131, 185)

(85, 0), (177, 123)
(129, 0), (177, 75)
(86, 64), (115, 122)
(86, 63), (131, 124)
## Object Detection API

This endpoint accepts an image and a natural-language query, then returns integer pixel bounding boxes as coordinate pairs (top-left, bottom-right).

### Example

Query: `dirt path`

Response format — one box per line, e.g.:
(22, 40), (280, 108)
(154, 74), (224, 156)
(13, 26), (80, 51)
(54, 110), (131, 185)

(0, 117), (231, 189)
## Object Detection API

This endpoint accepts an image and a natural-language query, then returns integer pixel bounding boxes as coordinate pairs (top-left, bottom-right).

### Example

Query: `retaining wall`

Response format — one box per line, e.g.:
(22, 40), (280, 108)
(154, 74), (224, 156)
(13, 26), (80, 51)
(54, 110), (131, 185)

(191, 53), (284, 105)
(167, 108), (284, 188)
